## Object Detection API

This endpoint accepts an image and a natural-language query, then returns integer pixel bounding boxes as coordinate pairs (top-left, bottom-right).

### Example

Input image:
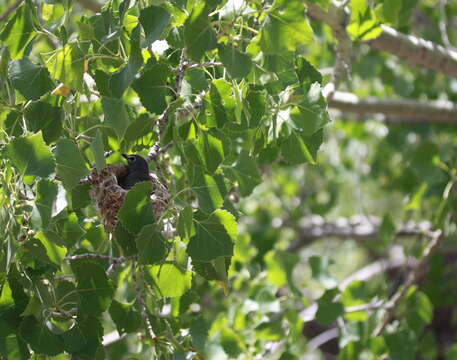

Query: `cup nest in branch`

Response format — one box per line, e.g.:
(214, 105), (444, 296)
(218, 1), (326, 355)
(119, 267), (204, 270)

(86, 164), (170, 232)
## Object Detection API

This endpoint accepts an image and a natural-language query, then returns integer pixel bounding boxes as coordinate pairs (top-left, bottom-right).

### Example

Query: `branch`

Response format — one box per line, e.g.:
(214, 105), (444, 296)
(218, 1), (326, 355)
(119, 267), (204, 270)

(77, 0), (101, 13)
(64, 253), (133, 275)
(372, 229), (443, 336)
(288, 216), (431, 252)
(103, 330), (127, 347)
(131, 261), (156, 341)
(0, 0), (24, 22)
(305, 1), (457, 79)
(327, 91), (457, 124)
(301, 249), (418, 322)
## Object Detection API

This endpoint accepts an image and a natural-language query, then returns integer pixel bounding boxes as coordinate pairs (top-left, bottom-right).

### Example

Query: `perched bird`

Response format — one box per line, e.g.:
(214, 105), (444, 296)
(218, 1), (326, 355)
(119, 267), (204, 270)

(118, 154), (151, 190)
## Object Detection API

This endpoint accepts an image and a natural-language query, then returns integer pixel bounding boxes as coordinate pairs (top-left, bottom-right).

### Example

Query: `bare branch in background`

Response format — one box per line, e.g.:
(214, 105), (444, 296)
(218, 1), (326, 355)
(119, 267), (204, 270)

(305, 1), (457, 79)
(327, 91), (457, 124)
(301, 249), (418, 323)
(288, 215), (432, 252)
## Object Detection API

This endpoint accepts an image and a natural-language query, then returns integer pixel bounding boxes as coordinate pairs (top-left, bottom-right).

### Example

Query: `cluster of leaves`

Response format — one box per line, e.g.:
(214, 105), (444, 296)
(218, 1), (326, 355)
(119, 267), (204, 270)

(0, 0), (331, 358)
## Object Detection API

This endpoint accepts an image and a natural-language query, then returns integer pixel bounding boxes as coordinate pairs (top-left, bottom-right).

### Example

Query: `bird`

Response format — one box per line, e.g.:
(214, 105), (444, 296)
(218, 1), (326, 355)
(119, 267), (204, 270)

(118, 153), (151, 190)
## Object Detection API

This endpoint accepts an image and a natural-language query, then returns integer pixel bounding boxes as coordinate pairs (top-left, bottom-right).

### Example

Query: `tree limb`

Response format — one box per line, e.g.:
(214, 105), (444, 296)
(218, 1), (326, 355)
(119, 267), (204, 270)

(327, 91), (457, 124)
(305, 1), (457, 79)
(288, 216), (431, 252)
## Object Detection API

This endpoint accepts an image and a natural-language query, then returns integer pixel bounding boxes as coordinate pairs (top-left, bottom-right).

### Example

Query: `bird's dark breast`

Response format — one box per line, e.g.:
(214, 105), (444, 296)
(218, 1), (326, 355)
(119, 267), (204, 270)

(118, 171), (150, 190)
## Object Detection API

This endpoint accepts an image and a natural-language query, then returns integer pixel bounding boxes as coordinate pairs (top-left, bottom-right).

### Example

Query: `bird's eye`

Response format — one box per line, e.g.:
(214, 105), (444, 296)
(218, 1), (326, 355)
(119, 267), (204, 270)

(128, 156), (135, 162)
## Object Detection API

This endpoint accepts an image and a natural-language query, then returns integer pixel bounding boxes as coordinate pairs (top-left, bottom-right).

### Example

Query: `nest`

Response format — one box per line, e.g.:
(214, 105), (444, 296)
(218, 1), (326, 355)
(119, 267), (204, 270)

(86, 164), (170, 233)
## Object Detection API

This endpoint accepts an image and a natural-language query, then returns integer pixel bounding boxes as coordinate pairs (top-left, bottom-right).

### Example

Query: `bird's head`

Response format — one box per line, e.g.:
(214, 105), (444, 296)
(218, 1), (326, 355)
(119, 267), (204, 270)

(122, 154), (149, 174)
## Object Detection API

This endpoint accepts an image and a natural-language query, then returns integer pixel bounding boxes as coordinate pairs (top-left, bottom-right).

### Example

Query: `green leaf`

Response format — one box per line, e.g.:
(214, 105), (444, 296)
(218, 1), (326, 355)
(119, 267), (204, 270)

(384, 329), (416, 360)
(192, 257), (231, 281)
(132, 62), (170, 114)
(255, 321), (283, 341)
(8, 59), (54, 100)
(189, 167), (227, 213)
(281, 129), (323, 165)
(19, 316), (64, 355)
(185, 68), (208, 92)
(347, 0), (382, 40)
(118, 181), (154, 234)
(109, 300), (141, 334)
(31, 179), (58, 229)
(0, 5), (35, 58)
(188, 209), (237, 262)
(379, 214), (396, 247)
(46, 42), (86, 92)
(204, 79), (236, 128)
(135, 224), (168, 265)
(383, 0), (401, 25)
(22, 238), (57, 268)
(220, 328), (245, 357)
(91, 130), (106, 171)
(185, 133), (224, 173)
(226, 151), (261, 197)
(101, 97), (130, 139)
(259, 0), (313, 54)
(183, 1), (218, 61)
(177, 206), (193, 240)
(139, 6), (171, 47)
(316, 288), (344, 325)
(289, 83), (329, 136)
(296, 57), (322, 85)
(24, 101), (63, 144)
(110, 25), (143, 97)
(218, 44), (252, 79)
(405, 287), (433, 332)
(34, 232), (66, 265)
(114, 221), (138, 256)
(71, 260), (114, 316)
(5, 132), (55, 177)
(62, 316), (103, 356)
(0, 324), (29, 360)
(55, 139), (89, 190)
(405, 183), (428, 211)
(55, 280), (80, 312)
(264, 250), (299, 288)
(123, 113), (154, 145)
(147, 263), (192, 297)
(4, 110), (23, 137)
(309, 255), (338, 289)
(56, 212), (86, 247)
(190, 317), (209, 353)
(245, 88), (266, 128)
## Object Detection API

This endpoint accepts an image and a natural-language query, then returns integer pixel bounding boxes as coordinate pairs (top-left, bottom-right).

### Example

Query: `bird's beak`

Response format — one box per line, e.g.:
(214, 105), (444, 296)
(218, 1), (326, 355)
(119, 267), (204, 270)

(122, 153), (129, 160)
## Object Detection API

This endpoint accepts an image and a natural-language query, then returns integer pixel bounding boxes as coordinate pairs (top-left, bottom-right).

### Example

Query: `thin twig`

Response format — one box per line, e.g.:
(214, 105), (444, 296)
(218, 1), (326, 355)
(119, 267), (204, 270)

(0, 0), (24, 22)
(439, 0), (456, 50)
(65, 253), (133, 275)
(185, 61), (223, 70)
(64, 253), (128, 262)
(131, 260), (156, 341)
(51, 308), (77, 319)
